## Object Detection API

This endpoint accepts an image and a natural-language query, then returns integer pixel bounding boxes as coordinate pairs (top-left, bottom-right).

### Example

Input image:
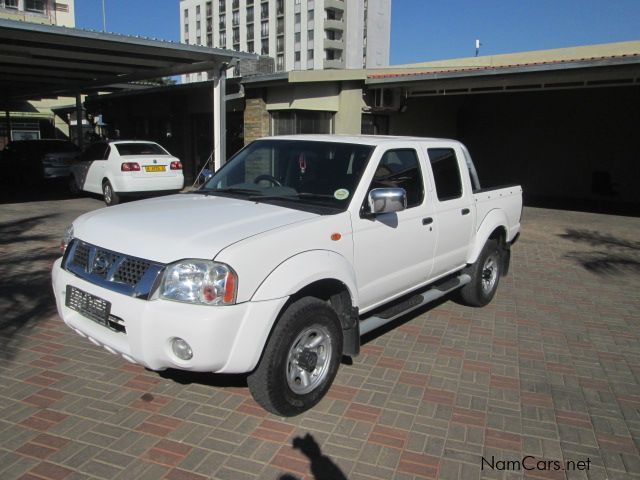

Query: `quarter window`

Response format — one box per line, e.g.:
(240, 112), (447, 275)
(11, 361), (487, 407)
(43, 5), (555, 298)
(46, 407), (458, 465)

(427, 148), (462, 201)
(370, 149), (424, 208)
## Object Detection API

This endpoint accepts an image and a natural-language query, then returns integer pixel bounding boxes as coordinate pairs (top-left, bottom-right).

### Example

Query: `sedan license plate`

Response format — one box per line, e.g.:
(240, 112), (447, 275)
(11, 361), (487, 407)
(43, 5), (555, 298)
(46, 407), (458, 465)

(144, 165), (166, 172)
(65, 285), (111, 326)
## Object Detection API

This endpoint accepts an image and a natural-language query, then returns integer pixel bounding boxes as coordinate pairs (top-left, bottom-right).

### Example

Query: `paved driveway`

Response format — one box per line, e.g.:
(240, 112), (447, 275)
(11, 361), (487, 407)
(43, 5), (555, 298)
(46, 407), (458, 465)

(1, 196), (639, 480)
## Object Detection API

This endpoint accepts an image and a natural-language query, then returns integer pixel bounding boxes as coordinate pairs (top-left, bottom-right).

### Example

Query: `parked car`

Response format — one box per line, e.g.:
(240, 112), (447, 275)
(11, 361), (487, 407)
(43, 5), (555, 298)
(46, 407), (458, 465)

(71, 140), (184, 205)
(2, 139), (80, 184)
(53, 135), (522, 416)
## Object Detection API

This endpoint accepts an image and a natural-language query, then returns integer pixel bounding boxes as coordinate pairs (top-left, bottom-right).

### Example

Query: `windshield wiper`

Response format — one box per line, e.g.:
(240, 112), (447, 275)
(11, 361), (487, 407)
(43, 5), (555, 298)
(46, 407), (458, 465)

(195, 187), (260, 196)
(248, 192), (335, 202)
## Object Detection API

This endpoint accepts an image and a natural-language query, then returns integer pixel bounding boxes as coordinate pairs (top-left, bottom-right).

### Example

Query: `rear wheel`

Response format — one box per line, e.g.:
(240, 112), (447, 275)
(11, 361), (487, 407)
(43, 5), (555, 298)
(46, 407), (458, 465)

(102, 180), (119, 206)
(247, 297), (342, 416)
(457, 239), (501, 307)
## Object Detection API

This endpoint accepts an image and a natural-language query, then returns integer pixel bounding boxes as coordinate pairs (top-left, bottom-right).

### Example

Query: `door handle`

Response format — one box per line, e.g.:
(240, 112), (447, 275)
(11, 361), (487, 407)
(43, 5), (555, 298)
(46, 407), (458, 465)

(461, 208), (470, 215)
(422, 217), (433, 225)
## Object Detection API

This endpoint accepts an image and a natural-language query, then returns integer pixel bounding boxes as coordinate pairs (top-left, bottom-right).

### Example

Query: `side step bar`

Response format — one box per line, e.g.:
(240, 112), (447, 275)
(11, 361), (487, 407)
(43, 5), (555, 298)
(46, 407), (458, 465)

(359, 273), (471, 336)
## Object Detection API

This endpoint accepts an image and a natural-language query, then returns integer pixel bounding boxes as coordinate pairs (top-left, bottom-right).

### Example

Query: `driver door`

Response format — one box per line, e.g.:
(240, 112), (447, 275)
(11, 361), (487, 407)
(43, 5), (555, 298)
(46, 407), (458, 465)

(351, 148), (436, 311)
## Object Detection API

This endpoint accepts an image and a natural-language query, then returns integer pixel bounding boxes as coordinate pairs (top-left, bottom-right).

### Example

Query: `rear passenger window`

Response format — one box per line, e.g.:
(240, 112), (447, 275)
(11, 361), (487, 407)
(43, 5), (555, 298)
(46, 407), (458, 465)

(428, 148), (462, 201)
(370, 149), (424, 208)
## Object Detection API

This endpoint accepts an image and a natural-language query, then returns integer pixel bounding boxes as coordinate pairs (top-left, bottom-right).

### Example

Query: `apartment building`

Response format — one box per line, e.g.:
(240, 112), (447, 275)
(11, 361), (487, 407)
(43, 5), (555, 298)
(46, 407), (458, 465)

(179, 0), (391, 81)
(0, 0), (74, 27)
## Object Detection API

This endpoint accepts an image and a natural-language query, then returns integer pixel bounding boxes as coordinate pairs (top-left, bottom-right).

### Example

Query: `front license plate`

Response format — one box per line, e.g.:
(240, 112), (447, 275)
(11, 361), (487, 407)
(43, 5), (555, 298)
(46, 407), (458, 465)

(65, 285), (111, 326)
(144, 165), (166, 172)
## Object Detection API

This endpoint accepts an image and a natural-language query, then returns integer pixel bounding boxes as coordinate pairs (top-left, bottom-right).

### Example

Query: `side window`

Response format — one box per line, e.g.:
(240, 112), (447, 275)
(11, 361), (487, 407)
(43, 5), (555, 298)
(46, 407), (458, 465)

(428, 148), (462, 201)
(81, 143), (108, 161)
(370, 149), (424, 208)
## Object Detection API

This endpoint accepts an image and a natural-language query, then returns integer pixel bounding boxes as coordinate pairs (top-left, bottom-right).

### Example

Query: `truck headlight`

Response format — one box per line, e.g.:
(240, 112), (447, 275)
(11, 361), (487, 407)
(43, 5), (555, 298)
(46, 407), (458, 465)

(61, 225), (74, 254)
(159, 260), (237, 305)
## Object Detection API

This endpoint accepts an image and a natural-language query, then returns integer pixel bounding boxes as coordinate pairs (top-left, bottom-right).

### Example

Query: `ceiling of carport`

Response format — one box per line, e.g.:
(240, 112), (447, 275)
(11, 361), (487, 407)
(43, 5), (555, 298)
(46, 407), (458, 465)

(0, 18), (256, 103)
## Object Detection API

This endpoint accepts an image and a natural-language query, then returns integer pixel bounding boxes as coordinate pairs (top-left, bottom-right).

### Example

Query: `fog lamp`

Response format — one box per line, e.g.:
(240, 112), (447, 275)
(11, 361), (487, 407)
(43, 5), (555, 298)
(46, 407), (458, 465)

(171, 338), (193, 361)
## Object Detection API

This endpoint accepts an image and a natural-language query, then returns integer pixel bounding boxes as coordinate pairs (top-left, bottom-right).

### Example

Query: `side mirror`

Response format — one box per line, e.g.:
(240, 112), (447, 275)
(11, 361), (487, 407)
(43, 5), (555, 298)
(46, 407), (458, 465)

(367, 188), (407, 215)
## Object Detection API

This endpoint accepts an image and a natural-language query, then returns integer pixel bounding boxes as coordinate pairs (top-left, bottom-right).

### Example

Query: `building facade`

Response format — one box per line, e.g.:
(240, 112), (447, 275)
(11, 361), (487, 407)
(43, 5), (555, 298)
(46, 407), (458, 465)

(179, 0), (390, 81)
(0, 0), (74, 27)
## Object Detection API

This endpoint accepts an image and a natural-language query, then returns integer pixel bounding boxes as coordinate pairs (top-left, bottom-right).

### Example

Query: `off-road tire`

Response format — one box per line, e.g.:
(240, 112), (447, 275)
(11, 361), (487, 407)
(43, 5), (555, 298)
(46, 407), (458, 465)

(247, 297), (343, 417)
(103, 180), (119, 206)
(457, 239), (501, 307)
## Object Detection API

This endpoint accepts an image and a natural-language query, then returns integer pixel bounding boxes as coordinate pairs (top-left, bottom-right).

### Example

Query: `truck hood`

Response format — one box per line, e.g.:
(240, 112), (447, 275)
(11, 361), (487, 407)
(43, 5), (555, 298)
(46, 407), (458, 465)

(72, 193), (318, 263)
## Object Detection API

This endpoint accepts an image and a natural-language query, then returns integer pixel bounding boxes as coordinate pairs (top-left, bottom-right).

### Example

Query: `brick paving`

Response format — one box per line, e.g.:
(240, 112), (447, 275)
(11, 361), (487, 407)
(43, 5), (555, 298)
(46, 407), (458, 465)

(1, 196), (639, 480)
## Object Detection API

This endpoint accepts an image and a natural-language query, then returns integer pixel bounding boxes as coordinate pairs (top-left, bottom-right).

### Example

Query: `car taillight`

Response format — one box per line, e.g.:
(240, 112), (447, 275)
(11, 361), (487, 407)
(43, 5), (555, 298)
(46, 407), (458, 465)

(121, 162), (140, 171)
(170, 161), (183, 170)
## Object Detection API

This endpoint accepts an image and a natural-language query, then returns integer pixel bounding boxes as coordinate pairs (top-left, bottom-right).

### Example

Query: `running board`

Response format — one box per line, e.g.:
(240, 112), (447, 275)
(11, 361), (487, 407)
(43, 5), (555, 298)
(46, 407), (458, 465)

(359, 273), (471, 336)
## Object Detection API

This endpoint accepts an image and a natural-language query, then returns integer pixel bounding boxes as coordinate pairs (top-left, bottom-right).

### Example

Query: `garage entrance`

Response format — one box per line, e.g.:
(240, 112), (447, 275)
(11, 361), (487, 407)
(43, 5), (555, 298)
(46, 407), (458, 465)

(368, 55), (640, 215)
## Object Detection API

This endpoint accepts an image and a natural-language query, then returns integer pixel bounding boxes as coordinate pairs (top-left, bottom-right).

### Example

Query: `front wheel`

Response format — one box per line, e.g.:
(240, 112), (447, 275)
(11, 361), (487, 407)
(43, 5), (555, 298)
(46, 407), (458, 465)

(457, 239), (502, 307)
(247, 297), (343, 416)
(102, 180), (119, 206)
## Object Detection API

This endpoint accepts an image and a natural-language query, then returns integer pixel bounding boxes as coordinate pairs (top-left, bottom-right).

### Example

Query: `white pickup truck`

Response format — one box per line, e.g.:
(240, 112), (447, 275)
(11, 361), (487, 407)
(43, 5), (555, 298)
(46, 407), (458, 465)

(52, 135), (522, 416)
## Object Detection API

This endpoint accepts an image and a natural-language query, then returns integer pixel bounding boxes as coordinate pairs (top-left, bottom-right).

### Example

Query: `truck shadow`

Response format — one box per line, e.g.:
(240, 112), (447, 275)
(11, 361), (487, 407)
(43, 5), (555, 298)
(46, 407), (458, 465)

(559, 228), (640, 276)
(0, 215), (60, 360)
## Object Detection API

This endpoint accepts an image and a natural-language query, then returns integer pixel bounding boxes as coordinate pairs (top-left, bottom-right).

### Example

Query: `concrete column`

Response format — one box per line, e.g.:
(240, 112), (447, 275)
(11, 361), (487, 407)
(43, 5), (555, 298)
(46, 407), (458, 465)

(212, 64), (226, 171)
(334, 81), (364, 134)
(243, 89), (270, 145)
(75, 93), (84, 150)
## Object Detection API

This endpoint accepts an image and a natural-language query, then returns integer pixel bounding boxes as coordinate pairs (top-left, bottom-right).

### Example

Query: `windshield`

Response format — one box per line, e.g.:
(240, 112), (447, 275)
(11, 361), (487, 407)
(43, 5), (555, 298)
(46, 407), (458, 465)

(202, 139), (374, 210)
(115, 143), (169, 156)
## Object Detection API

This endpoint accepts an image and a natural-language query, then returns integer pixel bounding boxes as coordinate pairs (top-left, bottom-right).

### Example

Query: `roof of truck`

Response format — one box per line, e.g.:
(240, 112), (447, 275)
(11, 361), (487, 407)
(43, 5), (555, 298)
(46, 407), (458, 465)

(259, 134), (460, 146)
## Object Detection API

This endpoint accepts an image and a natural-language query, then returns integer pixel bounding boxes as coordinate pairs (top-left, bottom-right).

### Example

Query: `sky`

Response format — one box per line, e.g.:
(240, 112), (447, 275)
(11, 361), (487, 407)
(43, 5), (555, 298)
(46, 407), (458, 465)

(76, 0), (640, 65)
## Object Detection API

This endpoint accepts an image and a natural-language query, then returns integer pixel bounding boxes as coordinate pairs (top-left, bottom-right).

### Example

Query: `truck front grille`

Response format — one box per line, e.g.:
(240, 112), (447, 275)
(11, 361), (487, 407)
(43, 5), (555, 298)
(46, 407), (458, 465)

(63, 240), (164, 299)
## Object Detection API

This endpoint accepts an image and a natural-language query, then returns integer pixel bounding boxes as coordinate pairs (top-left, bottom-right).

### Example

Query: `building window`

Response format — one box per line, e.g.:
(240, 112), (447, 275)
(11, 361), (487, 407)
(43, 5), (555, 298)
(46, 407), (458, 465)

(308, 30), (314, 41)
(294, 51), (300, 62)
(184, 23), (189, 34)
(233, 27), (239, 43)
(261, 2), (268, 18)
(207, 34), (213, 46)
(246, 6), (254, 23)
(207, 18), (212, 32)
(219, 14), (226, 28)
(25, 0), (45, 13)
(308, 9), (314, 21)
(271, 110), (334, 135)
(276, 54), (284, 71)
(232, 0), (239, 9)
(261, 39), (269, 55)
(196, 4), (200, 17)
(219, 32), (227, 47)
(294, 12), (301, 25)
(261, 20), (269, 37)
(219, 0), (225, 13)
(248, 40), (254, 52)
(294, 32), (300, 44)
(247, 24), (254, 40)
(276, 0), (284, 15)
(184, 8), (189, 19)
(277, 17), (284, 34)
(206, 2), (212, 16)
(276, 36), (284, 52)
(307, 49), (314, 60)
(196, 36), (201, 45)
(232, 10), (239, 26)
(3, 0), (18, 8)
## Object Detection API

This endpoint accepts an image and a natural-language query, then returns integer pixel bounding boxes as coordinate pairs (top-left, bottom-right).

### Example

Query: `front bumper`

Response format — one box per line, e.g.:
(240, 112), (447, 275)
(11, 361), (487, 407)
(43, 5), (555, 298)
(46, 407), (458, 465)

(51, 258), (287, 373)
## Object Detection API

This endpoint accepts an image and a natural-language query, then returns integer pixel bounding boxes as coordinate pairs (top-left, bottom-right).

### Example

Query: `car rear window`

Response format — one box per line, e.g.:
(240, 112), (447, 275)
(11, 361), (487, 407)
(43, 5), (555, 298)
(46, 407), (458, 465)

(115, 143), (168, 156)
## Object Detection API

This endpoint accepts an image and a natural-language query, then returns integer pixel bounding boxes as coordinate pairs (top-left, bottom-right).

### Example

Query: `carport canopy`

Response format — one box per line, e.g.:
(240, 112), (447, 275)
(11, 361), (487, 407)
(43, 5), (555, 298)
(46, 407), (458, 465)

(0, 18), (257, 166)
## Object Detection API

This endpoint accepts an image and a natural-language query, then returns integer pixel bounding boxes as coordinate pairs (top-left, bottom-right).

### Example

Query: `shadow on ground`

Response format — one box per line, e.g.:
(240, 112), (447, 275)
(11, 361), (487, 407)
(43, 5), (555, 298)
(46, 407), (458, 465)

(0, 214), (60, 360)
(280, 433), (348, 480)
(559, 228), (640, 275)
(0, 178), (77, 205)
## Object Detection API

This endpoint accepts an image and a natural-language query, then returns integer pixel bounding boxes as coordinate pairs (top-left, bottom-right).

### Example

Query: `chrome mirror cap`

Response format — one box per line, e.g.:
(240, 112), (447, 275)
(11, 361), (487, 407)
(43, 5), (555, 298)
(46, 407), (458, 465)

(368, 188), (407, 215)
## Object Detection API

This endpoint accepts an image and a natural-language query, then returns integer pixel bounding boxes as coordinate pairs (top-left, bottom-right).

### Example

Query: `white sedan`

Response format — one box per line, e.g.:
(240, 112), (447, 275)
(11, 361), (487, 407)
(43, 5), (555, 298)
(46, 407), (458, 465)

(71, 140), (184, 206)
